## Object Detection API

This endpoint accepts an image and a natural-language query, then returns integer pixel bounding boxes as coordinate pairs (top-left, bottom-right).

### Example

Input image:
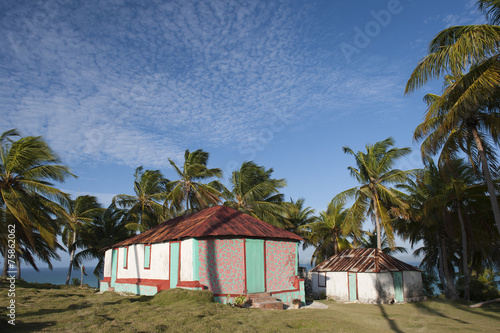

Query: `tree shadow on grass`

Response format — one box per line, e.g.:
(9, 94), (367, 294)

(21, 301), (92, 317)
(448, 301), (500, 321)
(377, 304), (405, 333)
(3, 321), (56, 333)
(412, 301), (469, 324)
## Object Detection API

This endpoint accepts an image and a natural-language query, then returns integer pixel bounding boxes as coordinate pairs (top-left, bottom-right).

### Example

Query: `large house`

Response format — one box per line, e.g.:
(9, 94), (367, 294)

(310, 248), (424, 303)
(100, 205), (305, 306)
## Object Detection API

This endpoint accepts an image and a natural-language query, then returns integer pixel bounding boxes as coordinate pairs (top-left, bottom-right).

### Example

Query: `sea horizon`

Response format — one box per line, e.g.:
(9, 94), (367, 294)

(13, 266), (100, 288)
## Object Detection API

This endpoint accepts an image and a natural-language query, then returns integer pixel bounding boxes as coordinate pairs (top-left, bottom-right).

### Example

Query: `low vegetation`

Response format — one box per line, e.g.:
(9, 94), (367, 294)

(1, 279), (499, 332)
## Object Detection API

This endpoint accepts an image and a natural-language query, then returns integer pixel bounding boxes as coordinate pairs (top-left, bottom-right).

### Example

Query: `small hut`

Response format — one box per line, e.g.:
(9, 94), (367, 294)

(310, 249), (424, 303)
(100, 205), (305, 306)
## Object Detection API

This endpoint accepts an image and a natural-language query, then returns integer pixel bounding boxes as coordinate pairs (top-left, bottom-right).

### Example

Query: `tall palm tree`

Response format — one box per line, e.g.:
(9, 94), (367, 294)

(359, 230), (407, 256)
(433, 158), (493, 300)
(224, 161), (286, 227)
(414, 74), (500, 236)
(335, 138), (415, 250)
(406, 0), (500, 234)
(59, 195), (102, 284)
(300, 200), (353, 266)
(168, 149), (224, 213)
(0, 129), (74, 277)
(396, 161), (460, 299)
(114, 166), (171, 232)
(281, 198), (316, 235)
(405, 1), (500, 105)
(74, 204), (133, 278)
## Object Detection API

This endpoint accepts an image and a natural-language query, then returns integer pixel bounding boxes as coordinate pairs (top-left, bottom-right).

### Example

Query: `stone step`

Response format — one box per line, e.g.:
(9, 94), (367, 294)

(249, 296), (276, 303)
(252, 300), (284, 310)
(247, 292), (271, 298)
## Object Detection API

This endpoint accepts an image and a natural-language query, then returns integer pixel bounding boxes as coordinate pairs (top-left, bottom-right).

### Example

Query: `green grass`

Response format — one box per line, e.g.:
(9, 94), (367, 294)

(1, 278), (499, 332)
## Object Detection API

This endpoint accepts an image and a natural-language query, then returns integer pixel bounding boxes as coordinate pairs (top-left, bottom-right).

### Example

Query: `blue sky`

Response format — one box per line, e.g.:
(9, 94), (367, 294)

(0, 0), (486, 268)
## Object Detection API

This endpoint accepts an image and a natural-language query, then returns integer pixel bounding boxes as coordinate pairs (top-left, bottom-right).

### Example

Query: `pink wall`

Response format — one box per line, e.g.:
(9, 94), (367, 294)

(198, 239), (245, 294)
(266, 240), (296, 292)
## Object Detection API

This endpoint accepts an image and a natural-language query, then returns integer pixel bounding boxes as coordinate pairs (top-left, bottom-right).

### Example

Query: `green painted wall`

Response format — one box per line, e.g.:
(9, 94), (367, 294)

(170, 242), (180, 289)
(192, 239), (199, 281)
(111, 249), (118, 287)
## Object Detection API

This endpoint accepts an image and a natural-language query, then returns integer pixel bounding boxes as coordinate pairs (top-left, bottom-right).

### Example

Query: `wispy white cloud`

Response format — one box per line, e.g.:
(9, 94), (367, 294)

(0, 0), (426, 168)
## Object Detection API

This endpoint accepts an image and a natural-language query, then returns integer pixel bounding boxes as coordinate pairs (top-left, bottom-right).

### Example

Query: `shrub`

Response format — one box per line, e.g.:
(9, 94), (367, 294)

(233, 295), (247, 307)
(70, 278), (81, 286)
(150, 289), (214, 306)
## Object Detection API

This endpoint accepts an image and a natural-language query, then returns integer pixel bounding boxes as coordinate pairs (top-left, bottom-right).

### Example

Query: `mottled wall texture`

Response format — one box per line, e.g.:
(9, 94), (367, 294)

(198, 239), (245, 294)
(265, 240), (296, 292)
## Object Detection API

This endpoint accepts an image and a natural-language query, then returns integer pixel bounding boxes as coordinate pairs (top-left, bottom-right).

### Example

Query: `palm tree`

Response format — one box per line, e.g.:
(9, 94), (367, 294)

(59, 195), (102, 284)
(0, 129), (74, 277)
(300, 200), (353, 266)
(168, 149), (224, 213)
(74, 204), (133, 278)
(414, 74), (500, 236)
(406, 0), (500, 235)
(433, 158), (494, 300)
(335, 138), (415, 250)
(224, 161), (286, 227)
(281, 198), (316, 235)
(359, 230), (407, 256)
(114, 166), (171, 232)
(396, 161), (461, 299)
(1, 204), (64, 279)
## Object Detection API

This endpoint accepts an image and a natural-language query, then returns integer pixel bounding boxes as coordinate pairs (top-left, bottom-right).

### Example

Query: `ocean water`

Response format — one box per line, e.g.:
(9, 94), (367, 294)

(16, 266), (100, 288)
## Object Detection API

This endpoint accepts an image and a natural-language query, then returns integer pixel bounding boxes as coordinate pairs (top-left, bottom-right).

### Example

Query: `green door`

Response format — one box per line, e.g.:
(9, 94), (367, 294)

(110, 249), (118, 287)
(170, 242), (180, 289)
(392, 272), (404, 303)
(245, 239), (265, 293)
(348, 273), (357, 301)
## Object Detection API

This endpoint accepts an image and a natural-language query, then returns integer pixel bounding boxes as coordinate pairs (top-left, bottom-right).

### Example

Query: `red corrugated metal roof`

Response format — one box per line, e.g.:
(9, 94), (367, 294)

(114, 205), (303, 246)
(310, 248), (420, 273)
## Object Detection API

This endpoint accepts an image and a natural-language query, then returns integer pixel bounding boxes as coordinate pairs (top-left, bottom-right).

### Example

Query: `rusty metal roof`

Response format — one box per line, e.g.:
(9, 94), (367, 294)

(310, 248), (420, 273)
(113, 205), (303, 247)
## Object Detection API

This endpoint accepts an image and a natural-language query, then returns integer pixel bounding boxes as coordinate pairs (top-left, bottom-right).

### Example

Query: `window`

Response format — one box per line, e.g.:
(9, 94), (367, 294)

(144, 244), (151, 269)
(318, 272), (326, 287)
(123, 247), (128, 269)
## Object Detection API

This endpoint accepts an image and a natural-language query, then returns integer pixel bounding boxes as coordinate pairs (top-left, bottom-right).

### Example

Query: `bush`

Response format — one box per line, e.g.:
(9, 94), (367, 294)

(233, 295), (247, 307)
(150, 289), (214, 306)
(70, 278), (81, 286)
(457, 270), (500, 301)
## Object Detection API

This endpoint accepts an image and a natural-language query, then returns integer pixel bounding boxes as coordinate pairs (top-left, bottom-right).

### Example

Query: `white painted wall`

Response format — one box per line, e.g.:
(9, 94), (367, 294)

(310, 272), (326, 296)
(312, 270), (423, 303)
(326, 272), (348, 301)
(180, 239), (193, 281)
(357, 272), (395, 303)
(103, 249), (112, 278)
(116, 243), (170, 280)
(403, 271), (423, 299)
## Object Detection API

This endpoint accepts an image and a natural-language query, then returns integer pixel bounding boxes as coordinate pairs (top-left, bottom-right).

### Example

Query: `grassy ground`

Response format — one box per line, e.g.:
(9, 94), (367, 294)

(1, 278), (499, 332)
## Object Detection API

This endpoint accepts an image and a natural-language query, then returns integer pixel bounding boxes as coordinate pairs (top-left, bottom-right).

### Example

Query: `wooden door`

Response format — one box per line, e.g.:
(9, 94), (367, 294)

(245, 239), (265, 293)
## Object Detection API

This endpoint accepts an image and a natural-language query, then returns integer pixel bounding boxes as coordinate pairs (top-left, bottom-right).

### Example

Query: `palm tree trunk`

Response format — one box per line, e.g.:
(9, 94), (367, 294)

(2, 243), (9, 277)
(66, 232), (76, 285)
(457, 204), (470, 301)
(440, 232), (458, 299)
(436, 233), (448, 296)
(15, 252), (20, 279)
(372, 196), (382, 250)
(471, 126), (500, 235)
